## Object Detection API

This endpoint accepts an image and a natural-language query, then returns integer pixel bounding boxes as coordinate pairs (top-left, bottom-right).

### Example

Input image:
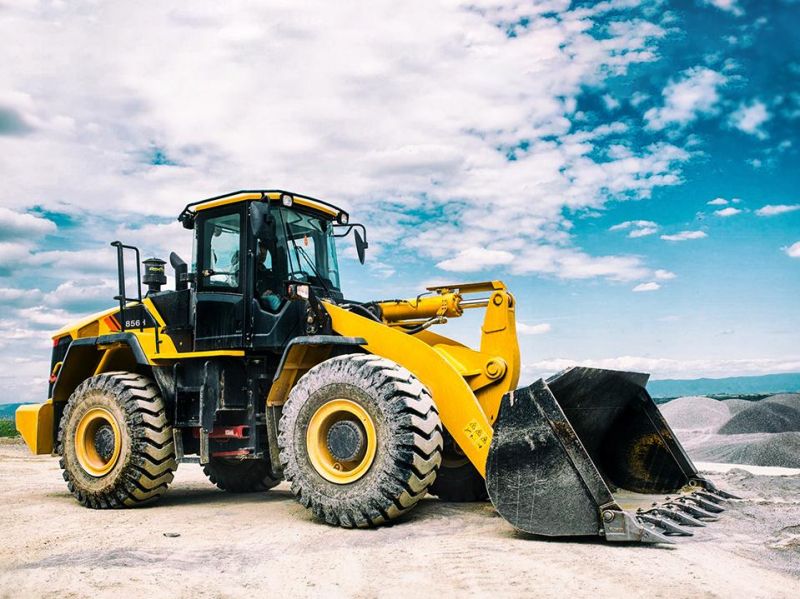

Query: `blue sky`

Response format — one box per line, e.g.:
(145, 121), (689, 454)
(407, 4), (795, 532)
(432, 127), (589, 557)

(0, 0), (798, 404)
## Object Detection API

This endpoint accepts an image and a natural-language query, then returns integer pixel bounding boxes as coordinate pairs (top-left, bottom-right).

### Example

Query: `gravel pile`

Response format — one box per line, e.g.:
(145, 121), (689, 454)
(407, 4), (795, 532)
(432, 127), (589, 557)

(719, 401), (800, 434)
(658, 393), (800, 468)
(763, 393), (800, 409)
(684, 432), (800, 468)
(659, 396), (731, 431)
(722, 398), (756, 416)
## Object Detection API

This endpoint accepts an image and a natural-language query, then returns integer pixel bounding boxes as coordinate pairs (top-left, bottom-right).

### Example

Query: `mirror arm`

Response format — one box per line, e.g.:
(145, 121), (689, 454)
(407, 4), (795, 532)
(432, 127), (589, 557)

(332, 223), (368, 246)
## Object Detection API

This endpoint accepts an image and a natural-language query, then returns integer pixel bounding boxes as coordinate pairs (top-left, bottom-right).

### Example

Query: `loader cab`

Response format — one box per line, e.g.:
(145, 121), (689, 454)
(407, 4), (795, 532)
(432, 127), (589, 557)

(189, 192), (348, 351)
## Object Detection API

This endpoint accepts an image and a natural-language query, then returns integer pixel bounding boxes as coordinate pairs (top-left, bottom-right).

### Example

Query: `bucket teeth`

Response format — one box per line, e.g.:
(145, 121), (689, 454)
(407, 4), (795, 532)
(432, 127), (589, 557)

(650, 506), (705, 528)
(638, 514), (693, 537)
(710, 488), (741, 500)
(695, 490), (725, 505)
(690, 494), (725, 513)
(602, 509), (675, 544)
(638, 524), (676, 545)
(666, 499), (719, 521)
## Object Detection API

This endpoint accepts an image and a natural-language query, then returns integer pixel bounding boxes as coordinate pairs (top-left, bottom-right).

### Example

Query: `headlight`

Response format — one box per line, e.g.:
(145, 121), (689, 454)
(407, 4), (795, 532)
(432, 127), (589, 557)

(281, 194), (293, 207)
(338, 212), (349, 224)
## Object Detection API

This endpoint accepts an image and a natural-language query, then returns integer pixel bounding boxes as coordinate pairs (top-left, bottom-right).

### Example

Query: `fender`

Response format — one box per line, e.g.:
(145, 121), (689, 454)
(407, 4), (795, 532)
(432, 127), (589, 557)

(263, 334), (366, 477)
(51, 333), (148, 403)
(266, 335), (367, 407)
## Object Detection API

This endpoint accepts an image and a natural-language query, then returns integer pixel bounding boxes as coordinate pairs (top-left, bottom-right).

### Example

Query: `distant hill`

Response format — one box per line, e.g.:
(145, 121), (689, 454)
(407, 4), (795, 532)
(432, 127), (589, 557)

(648, 372), (800, 399)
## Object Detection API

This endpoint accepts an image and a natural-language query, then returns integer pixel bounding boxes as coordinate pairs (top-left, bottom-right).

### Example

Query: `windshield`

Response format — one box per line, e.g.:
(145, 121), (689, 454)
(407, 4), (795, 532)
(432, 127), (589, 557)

(275, 207), (340, 289)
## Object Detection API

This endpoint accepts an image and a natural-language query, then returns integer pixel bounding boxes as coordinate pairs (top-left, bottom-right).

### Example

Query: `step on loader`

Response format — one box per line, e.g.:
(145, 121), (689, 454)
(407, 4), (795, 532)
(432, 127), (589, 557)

(15, 190), (737, 543)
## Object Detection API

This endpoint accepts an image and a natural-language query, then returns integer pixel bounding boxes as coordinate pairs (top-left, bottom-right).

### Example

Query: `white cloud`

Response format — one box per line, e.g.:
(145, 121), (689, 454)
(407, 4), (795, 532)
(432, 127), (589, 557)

(660, 230), (708, 241)
(0, 207), (56, 241)
(436, 248), (514, 273)
(701, 0), (744, 17)
(15, 306), (77, 328)
(0, 209), (58, 275)
(508, 245), (652, 281)
(0, 1), (686, 288)
(784, 241), (800, 258)
(0, 354), (51, 404)
(632, 281), (660, 292)
(526, 356), (800, 381)
(517, 322), (552, 335)
(43, 279), (119, 312)
(0, 287), (42, 307)
(609, 220), (659, 238)
(644, 67), (726, 130)
(707, 197), (728, 206)
(756, 204), (800, 216)
(602, 94), (621, 111)
(713, 207), (742, 217)
(0, 241), (36, 275)
(654, 269), (676, 280)
(729, 100), (770, 138)
(27, 248), (118, 277)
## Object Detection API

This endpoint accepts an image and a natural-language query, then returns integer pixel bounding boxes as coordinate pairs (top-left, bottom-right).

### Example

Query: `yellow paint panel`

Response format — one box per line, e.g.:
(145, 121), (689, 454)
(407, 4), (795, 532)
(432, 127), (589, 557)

(150, 349), (246, 362)
(15, 400), (53, 455)
(52, 305), (119, 339)
(193, 192), (339, 217)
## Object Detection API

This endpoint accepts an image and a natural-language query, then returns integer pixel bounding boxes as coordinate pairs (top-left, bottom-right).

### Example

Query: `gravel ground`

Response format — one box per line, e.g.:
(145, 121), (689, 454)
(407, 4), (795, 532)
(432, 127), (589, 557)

(0, 440), (798, 599)
(661, 394), (800, 468)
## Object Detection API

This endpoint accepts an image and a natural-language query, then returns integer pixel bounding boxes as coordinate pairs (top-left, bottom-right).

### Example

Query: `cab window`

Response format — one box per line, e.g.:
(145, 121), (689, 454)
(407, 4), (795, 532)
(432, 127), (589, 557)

(200, 212), (242, 291)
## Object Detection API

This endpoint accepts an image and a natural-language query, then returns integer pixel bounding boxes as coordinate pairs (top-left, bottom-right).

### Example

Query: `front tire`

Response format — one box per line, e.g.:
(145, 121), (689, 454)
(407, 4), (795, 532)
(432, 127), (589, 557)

(429, 431), (488, 502)
(278, 354), (443, 528)
(58, 372), (177, 508)
(203, 458), (281, 493)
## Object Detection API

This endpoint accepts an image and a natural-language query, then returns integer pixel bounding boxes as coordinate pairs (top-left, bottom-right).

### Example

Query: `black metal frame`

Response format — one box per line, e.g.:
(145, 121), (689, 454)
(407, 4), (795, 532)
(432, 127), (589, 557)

(110, 240), (160, 351)
(178, 189), (347, 228)
(111, 241), (142, 328)
(331, 223), (368, 244)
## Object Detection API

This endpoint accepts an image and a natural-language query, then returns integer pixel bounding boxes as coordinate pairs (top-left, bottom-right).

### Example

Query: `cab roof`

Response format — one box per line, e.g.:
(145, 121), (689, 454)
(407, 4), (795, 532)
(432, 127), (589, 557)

(178, 190), (347, 228)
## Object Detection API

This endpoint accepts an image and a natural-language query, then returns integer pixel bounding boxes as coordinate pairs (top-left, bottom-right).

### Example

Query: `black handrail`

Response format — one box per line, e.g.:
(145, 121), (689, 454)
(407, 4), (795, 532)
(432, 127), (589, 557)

(110, 241), (160, 352)
(111, 241), (142, 325)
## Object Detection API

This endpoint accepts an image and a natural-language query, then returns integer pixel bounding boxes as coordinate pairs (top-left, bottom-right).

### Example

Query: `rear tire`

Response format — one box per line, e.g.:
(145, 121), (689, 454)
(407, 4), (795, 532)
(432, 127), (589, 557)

(278, 354), (443, 528)
(58, 372), (177, 508)
(203, 458), (281, 493)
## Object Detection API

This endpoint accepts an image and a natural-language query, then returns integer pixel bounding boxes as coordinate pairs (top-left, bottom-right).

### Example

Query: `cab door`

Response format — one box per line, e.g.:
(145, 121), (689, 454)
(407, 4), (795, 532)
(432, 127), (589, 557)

(194, 206), (247, 350)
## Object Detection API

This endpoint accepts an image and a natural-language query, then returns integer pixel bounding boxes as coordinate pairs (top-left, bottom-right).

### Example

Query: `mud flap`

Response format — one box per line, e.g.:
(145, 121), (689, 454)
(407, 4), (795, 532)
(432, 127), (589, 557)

(486, 367), (734, 543)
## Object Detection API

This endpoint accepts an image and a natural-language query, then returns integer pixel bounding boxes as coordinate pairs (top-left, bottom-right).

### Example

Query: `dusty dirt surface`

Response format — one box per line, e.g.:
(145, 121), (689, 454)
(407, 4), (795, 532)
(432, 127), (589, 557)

(1, 439), (798, 599)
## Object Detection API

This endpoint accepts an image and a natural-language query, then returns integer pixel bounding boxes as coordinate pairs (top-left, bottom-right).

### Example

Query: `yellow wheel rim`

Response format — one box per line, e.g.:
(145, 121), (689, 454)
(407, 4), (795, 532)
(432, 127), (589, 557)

(306, 399), (377, 484)
(75, 407), (121, 477)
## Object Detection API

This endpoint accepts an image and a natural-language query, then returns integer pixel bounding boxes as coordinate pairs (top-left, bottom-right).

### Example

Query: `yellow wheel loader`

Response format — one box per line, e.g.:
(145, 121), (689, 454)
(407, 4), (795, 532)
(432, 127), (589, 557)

(15, 190), (736, 542)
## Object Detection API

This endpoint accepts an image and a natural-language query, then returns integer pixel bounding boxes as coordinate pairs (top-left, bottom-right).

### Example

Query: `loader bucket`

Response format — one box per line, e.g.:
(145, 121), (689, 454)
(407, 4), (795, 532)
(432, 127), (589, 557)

(486, 367), (735, 543)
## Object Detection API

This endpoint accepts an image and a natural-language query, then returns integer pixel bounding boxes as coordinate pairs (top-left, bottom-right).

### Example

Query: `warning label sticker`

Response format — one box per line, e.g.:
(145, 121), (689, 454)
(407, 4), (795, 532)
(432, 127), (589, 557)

(463, 419), (490, 450)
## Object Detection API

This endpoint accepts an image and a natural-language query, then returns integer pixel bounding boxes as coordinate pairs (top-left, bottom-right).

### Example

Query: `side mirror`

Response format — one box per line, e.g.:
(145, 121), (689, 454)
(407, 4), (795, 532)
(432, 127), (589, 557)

(354, 229), (368, 264)
(249, 201), (275, 240)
